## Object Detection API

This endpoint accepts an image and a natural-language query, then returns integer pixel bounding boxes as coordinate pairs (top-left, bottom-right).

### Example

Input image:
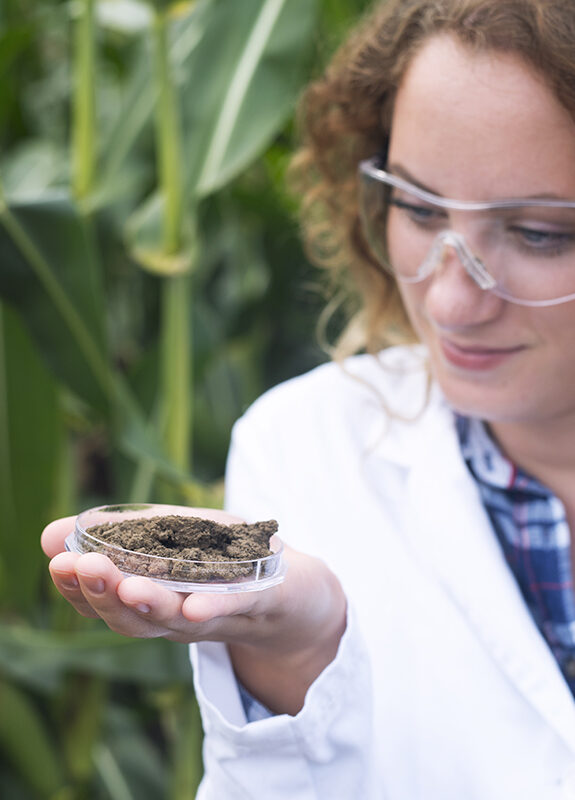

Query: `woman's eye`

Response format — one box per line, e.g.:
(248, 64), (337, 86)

(510, 225), (575, 254)
(389, 197), (446, 226)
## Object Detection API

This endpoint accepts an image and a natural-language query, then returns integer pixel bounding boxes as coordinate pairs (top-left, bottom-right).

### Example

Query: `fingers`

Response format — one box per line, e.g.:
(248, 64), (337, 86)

(50, 550), (188, 638)
(41, 516), (77, 558)
(117, 575), (185, 627)
(43, 517), (184, 635)
(181, 589), (260, 625)
(74, 553), (180, 638)
(49, 551), (100, 618)
(50, 551), (132, 623)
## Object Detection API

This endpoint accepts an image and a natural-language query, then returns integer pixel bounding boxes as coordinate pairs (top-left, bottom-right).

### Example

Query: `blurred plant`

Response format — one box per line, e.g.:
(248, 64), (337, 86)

(0, 0), (372, 796)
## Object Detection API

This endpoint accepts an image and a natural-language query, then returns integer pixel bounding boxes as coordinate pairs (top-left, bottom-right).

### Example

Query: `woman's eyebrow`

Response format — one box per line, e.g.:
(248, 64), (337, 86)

(386, 162), (441, 195)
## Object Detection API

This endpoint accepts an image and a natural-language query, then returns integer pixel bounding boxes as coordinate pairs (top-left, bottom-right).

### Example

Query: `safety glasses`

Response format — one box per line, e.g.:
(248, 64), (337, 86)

(359, 157), (575, 306)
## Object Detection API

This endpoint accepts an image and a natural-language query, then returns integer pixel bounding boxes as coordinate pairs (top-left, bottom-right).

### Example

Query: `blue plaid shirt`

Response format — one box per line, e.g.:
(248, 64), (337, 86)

(457, 415), (575, 693)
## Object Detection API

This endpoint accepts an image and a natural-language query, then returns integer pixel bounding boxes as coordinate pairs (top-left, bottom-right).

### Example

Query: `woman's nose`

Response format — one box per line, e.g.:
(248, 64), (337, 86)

(423, 240), (505, 328)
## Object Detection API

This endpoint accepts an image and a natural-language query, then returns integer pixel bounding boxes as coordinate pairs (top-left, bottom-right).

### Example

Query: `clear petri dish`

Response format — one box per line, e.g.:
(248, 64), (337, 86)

(65, 503), (286, 593)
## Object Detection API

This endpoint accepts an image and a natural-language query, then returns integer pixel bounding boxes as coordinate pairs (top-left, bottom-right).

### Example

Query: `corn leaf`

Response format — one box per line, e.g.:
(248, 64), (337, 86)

(0, 678), (68, 798)
(0, 303), (64, 613)
(126, 0), (319, 265)
(94, 705), (168, 800)
(0, 193), (110, 413)
(0, 624), (192, 691)
(187, 0), (319, 196)
(0, 195), (197, 487)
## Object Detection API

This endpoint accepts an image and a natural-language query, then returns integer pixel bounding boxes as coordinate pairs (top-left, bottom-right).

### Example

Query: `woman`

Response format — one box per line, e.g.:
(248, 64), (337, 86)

(42, 0), (575, 796)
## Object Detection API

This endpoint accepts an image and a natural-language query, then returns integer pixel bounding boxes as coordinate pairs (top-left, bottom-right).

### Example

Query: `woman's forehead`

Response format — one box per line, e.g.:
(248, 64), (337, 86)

(387, 35), (575, 200)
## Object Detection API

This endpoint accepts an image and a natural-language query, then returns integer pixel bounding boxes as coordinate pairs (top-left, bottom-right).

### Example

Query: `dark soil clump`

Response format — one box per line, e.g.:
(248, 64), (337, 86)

(86, 515), (279, 583)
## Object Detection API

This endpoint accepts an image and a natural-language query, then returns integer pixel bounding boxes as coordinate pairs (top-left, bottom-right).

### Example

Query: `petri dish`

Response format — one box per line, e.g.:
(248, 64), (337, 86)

(65, 503), (286, 593)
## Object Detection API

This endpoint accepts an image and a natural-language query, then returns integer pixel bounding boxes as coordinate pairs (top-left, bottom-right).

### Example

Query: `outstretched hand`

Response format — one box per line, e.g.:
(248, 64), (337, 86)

(41, 514), (347, 714)
(41, 513), (275, 643)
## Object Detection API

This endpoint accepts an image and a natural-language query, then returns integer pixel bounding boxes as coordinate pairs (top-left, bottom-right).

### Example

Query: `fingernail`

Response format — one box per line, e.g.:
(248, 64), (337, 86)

(135, 603), (151, 614)
(81, 576), (105, 594)
(53, 573), (79, 590)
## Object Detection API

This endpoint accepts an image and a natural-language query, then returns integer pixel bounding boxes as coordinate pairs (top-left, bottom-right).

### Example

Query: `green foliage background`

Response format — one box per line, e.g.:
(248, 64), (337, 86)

(0, 0), (371, 796)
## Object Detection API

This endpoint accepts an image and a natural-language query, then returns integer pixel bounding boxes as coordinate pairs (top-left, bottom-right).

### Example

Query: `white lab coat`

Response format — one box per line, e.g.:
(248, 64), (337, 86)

(191, 346), (575, 799)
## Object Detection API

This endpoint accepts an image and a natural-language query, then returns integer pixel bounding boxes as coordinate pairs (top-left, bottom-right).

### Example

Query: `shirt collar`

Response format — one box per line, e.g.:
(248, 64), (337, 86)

(456, 415), (516, 489)
(456, 415), (551, 497)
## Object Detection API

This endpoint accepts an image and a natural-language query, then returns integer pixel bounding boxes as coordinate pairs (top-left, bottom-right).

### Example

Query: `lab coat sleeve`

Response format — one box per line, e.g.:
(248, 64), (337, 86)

(190, 400), (378, 799)
(191, 606), (376, 800)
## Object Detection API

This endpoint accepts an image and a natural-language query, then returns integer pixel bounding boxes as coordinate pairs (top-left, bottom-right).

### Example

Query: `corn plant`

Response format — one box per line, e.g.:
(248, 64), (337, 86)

(0, 0), (370, 795)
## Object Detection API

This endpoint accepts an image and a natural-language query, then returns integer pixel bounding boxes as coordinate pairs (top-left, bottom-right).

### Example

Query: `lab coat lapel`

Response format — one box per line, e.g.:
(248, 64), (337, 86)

(402, 403), (575, 754)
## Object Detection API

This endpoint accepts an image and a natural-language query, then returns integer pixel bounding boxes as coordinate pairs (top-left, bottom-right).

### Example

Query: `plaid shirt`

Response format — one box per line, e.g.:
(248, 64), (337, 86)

(457, 415), (575, 693)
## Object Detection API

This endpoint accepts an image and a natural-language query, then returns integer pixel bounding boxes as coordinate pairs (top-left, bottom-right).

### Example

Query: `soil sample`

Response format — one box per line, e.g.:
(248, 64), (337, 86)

(85, 515), (279, 583)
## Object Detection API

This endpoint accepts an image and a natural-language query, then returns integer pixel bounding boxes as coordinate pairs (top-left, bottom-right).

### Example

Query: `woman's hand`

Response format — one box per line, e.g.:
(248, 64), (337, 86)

(41, 515), (347, 715)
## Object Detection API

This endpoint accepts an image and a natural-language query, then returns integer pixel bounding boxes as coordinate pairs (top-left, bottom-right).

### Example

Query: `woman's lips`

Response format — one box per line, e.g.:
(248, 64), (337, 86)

(440, 338), (525, 370)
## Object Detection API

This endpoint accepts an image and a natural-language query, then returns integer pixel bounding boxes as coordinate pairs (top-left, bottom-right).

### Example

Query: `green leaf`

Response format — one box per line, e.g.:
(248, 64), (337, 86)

(96, 0), (153, 35)
(167, 687), (203, 799)
(95, 705), (167, 800)
(0, 193), (195, 486)
(187, 0), (319, 196)
(0, 624), (192, 691)
(0, 139), (70, 199)
(0, 303), (64, 613)
(126, 0), (319, 264)
(0, 192), (110, 413)
(0, 678), (68, 798)
(123, 194), (197, 276)
(97, 0), (214, 203)
(63, 676), (107, 786)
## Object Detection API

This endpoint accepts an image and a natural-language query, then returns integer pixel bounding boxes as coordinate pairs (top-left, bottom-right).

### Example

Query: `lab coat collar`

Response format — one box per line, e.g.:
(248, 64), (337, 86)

(384, 393), (575, 754)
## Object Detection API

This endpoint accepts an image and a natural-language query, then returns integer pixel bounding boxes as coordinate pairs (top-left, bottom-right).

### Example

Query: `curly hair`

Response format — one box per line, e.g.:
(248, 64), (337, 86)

(291, 0), (575, 359)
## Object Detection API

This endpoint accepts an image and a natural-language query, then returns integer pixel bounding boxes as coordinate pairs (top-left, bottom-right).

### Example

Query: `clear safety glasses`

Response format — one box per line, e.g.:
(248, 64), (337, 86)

(358, 157), (575, 307)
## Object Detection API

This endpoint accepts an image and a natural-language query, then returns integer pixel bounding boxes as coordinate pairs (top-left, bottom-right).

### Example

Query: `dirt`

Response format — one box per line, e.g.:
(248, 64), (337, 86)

(85, 515), (279, 583)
